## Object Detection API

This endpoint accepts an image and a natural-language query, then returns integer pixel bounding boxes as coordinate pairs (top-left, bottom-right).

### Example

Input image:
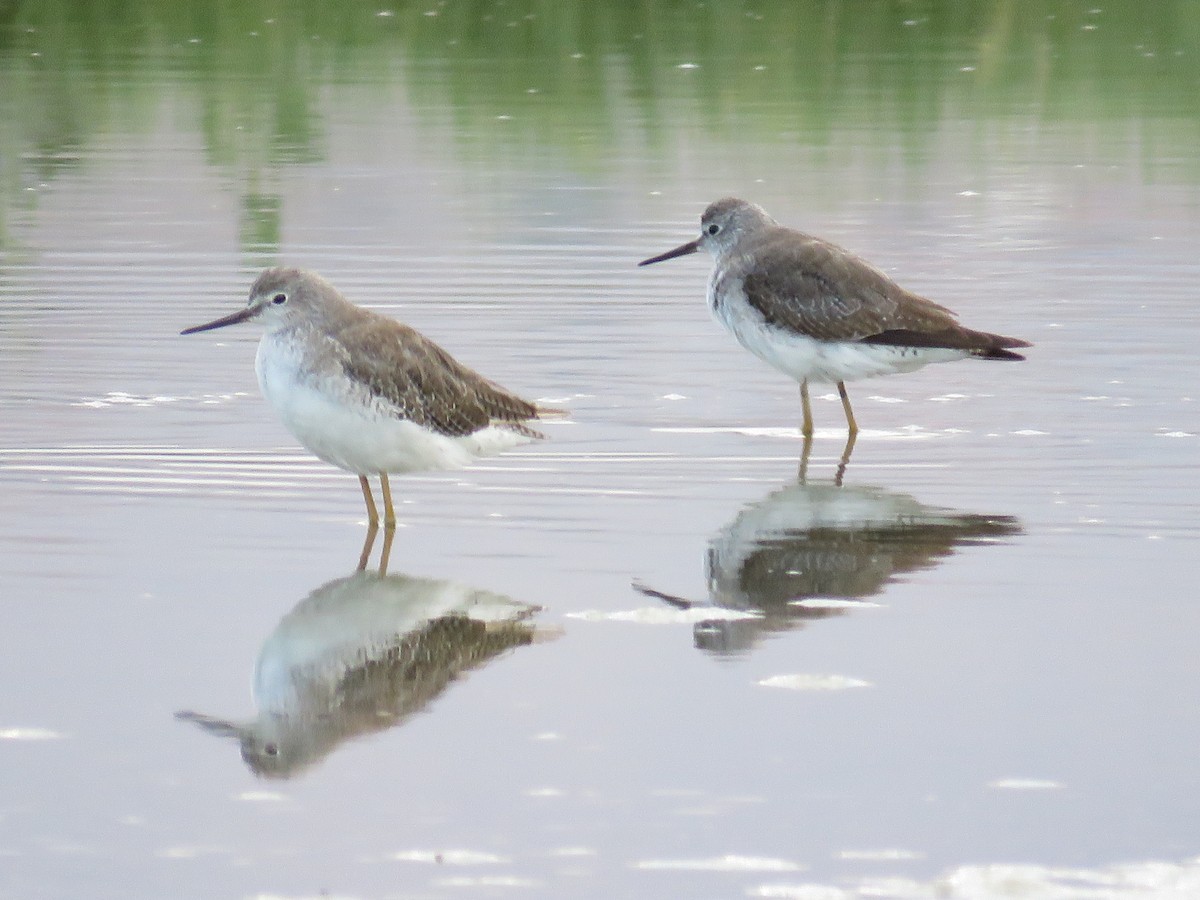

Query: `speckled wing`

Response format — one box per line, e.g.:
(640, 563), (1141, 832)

(334, 318), (543, 438)
(739, 231), (1019, 353)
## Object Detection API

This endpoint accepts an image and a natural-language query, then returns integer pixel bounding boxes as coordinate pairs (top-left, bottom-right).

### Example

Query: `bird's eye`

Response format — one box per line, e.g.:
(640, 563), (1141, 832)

(264, 742), (279, 757)
(707, 224), (720, 236)
(272, 293), (287, 305)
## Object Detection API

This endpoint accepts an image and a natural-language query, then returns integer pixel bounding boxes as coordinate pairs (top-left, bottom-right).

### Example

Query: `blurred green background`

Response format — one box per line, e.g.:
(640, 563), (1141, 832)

(2, 0), (1197, 248)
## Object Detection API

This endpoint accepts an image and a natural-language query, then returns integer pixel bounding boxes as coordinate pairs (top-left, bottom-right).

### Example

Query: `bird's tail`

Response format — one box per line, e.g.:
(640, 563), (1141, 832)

(971, 331), (1032, 361)
(534, 403), (571, 420)
(862, 327), (1031, 359)
(974, 346), (1027, 361)
(500, 404), (569, 441)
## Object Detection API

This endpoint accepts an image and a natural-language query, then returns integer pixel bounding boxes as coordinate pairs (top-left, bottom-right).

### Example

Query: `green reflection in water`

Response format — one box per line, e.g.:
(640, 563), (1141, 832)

(0, 0), (1197, 249)
(241, 189), (282, 255)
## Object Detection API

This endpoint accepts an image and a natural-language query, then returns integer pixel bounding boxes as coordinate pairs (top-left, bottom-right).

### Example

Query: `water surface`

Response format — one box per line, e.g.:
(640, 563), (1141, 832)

(2, 3), (1199, 898)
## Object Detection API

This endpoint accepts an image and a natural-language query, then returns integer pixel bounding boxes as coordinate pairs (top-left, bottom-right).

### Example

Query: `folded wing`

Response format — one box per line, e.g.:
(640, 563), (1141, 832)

(740, 231), (1029, 357)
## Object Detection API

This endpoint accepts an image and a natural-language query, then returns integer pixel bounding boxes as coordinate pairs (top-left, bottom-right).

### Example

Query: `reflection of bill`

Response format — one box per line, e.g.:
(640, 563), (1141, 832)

(642, 481), (1022, 656)
(177, 567), (546, 779)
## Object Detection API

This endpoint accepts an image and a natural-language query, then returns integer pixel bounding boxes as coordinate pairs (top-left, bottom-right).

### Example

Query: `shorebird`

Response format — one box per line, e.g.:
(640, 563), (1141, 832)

(639, 197), (1031, 436)
(182, 268), (561, 527)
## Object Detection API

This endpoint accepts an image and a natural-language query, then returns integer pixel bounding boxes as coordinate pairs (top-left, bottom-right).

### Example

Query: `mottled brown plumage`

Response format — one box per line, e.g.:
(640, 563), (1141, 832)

(736, 230), (1027, 358)
(334, 316), (544, 439)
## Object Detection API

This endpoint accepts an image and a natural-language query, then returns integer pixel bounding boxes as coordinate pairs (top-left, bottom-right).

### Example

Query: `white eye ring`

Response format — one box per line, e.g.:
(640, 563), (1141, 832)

(706, 223), (720, 236)
(272, 293), (287, 305)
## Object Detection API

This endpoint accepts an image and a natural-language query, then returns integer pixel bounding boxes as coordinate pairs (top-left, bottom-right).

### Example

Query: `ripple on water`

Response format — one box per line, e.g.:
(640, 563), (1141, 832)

(0, 444), (831, 504)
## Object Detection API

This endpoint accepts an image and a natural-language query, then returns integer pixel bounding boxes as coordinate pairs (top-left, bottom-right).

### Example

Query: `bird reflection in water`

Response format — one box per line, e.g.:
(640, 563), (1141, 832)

(639, 480), (1021, 655)
(177, 529), (548, 778)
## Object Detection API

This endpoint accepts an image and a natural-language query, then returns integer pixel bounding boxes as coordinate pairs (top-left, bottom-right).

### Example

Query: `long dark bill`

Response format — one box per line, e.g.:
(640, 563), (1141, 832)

(180, 306), (258, 335)
(638, 239), (700, 267)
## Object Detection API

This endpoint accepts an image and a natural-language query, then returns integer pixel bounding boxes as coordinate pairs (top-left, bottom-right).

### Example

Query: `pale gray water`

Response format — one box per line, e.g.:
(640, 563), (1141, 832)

(2, 4), (1200, 898)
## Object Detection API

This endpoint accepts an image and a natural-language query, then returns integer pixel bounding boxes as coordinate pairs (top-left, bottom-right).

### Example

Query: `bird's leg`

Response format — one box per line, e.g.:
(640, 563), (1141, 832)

(356, 522), (378, 572)
(798, 432), (814, 484)
(800, 379), (814, 438)
(359, 475), (379, 527)
(837, 381), (858, 437)
(379, 472), (397, 529)
(835, 429), (858, 487)
(379, 525), (396, 576)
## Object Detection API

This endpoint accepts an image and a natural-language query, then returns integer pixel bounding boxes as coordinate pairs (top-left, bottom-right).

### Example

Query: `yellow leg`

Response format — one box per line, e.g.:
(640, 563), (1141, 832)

(800, 380), (814, 438)
(379, 472), (397, 529)
(837, 381), (858, 436)
(835, 429), (858, 487)
(359, 475), (379, 526)
(798, 432), (814, 484)
(379, 525), (396, 576)
(356, 522), (378, 572)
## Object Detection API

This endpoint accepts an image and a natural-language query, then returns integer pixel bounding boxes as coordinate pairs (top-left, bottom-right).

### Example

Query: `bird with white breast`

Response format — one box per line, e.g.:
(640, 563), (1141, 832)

(182, 268), (561, 528)
(639, 197), (1031, 437)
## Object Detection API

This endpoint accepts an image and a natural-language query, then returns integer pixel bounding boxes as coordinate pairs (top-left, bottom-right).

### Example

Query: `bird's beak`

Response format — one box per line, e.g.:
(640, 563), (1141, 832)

(638, 238), (700, 266)
(174, 710), (244, 739)
(180, 305), (258, 335)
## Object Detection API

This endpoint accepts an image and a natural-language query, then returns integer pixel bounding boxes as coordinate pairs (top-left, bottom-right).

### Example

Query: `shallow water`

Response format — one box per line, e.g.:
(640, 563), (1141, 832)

(2, 3), (1200, 898)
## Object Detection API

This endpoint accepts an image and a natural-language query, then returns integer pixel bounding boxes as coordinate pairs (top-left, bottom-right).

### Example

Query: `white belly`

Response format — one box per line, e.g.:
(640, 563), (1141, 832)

(254, 337), (532, 475)
(711, 278), (968, 384)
